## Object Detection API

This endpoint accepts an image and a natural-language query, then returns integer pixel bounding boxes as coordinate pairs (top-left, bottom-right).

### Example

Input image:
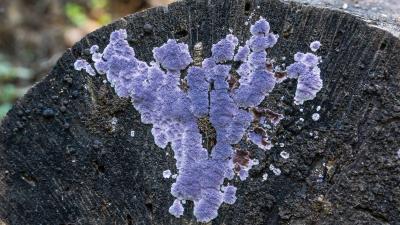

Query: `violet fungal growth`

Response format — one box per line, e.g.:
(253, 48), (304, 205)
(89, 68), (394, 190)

(74, 18), (323, 222)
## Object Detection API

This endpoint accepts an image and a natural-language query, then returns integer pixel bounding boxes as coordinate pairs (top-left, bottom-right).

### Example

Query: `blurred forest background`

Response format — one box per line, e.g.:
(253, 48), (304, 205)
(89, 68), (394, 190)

(0, 0), (173, 119)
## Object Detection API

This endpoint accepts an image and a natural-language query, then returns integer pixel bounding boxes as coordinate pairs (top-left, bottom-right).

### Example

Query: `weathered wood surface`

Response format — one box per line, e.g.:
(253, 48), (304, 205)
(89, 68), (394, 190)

(1, 0), (399, 224)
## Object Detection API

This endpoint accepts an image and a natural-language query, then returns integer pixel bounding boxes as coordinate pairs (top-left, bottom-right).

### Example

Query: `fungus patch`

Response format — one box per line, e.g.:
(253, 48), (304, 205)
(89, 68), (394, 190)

(74, 18), (323, 222)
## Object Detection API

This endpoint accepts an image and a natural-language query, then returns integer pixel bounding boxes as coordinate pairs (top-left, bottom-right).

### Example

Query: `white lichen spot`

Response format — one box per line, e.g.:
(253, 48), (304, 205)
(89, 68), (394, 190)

(256, 5), (260, 9)
(163, 169), (172, 178)
(269, 164), (275, 170)
(229, 28), (233, 33)
(312, 113), (320, 121)
(299, 118), (304, 122)
(317, 174), (324, 182)
(171, 174), (178, 179)
(130, 130), (135, 137)
(299, 108), (304, 112)
(279, 143), (285, 148)
(262, 173), (268, 181)
(273, 168), (281, 176)
(316, 105), (321, 111)
(111, 117), (118, 132)
(280, 151), (290, 159)
(103, 79), (107, 84)
(244, 21), (249, 26)
(251, 159), (259, 166)
(342, 3), (348, 9)
(309, 132), (314, 136)
(281, 56), (286, 61)
(248, 12), (254, 20)
(269, 164), (281, 176)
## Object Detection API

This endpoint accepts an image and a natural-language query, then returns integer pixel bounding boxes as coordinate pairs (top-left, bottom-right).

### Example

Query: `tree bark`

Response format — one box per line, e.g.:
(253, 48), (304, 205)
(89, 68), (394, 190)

(1, 0), (399, 224)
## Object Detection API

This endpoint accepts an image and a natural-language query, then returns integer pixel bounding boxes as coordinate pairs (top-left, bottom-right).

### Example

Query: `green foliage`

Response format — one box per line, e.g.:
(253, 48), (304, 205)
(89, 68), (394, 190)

(0, 60), (33, 82)
(0, 84), (27, 103)
(97, 14), (112, 25)
(65, 0), (111, 27)
(0, 103), (12, 119)
(0, 55), (32, 120)
(65, 2), (88, 26)
(91, 0), (108, 9)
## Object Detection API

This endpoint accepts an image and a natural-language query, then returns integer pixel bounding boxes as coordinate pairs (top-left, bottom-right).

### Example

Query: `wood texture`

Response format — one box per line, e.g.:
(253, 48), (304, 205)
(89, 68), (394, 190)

(0, 0), (399, 224)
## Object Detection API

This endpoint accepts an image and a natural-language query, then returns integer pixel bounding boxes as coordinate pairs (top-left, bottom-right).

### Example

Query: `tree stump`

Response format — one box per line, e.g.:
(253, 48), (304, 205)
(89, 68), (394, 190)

(1, 0), (399, 224)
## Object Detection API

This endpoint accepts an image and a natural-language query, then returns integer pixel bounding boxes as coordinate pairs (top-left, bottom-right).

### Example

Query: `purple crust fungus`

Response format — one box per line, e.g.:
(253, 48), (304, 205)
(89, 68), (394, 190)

(74, 18), (323, 222)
